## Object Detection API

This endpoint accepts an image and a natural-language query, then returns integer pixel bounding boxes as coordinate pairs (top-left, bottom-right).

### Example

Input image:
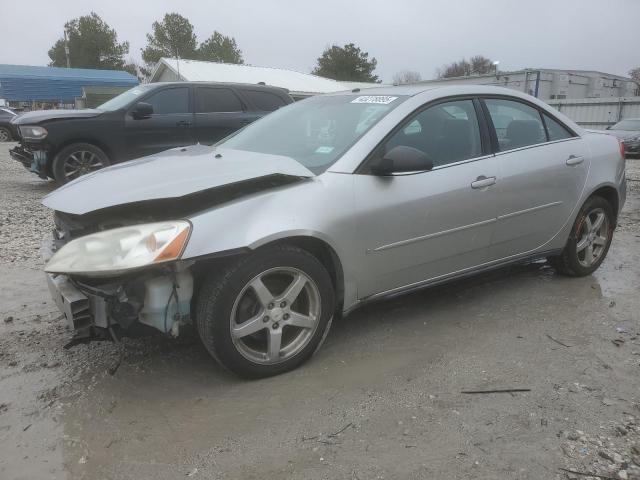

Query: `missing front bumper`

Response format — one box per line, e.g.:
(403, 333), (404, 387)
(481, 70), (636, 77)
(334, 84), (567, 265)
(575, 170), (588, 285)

(46, 269), (194, 338)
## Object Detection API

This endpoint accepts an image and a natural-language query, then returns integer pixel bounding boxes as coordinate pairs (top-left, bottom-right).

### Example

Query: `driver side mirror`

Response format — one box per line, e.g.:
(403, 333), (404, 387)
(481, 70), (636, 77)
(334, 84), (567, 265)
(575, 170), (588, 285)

(131, 102), (153, 120)
(371, 145), (433, 176)
(605, 125), (611, 130)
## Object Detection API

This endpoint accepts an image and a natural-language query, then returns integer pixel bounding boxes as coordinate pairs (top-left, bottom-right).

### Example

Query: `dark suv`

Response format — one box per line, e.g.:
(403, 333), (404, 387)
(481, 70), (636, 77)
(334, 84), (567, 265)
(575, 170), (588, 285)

(10, 82), (293, 183)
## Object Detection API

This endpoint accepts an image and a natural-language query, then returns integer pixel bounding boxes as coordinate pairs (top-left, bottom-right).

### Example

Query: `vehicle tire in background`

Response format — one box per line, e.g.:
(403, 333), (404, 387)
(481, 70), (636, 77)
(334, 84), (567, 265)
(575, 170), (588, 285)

(550, 195), (614, 276)
(0, 127), (12, 142)
(196, 245), (335, 378)
(52, 143), (110, 184)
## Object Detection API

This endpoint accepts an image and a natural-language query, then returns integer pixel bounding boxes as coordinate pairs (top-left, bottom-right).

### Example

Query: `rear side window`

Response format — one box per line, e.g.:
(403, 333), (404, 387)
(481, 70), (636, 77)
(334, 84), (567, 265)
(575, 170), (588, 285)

(145, 87), (189, 114)
(382, 99), (483, 168)
(196, 88), (243, 113)
(484, 98), (546, 151)
(243, 90), (287, 111)
(543, 113), (574, 141)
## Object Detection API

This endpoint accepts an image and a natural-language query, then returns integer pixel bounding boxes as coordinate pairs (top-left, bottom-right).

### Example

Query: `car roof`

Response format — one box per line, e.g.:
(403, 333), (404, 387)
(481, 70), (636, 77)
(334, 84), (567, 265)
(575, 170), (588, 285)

(326, 84), (540, 99)
(147, 81), (290, 94)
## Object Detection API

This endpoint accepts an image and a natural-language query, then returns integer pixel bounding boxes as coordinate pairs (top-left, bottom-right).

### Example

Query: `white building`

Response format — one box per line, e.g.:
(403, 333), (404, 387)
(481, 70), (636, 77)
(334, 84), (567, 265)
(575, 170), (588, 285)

(150, 58), (381, 99)
(415, 68), (637, 100)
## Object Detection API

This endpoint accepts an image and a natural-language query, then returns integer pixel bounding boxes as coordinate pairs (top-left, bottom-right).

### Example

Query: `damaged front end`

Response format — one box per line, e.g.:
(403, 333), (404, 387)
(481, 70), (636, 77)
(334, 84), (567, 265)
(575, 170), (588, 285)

(46, 264), (194, 346)
(44, 210), (197, 345)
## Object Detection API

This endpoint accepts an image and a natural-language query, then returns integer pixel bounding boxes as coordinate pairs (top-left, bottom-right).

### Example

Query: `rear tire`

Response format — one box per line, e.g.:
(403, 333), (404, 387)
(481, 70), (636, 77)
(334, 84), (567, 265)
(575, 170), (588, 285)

(550, 196), (614, 276)
(196, 245), (335, 378)
(0, 127), (12, 142)
(52, 143), (110, 184)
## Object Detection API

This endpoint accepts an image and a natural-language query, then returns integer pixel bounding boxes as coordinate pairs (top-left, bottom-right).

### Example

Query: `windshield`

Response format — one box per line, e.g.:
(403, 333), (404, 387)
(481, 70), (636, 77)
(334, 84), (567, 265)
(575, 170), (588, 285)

(97, 85), (153, 111)
(220, 94), (408, 174)
(611, 119), (640, 131)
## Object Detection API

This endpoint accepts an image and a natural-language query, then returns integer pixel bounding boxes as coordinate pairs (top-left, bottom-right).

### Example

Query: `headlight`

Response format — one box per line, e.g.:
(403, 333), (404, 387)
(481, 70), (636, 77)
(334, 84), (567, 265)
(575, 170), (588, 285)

(19, 125), (48, 141)
(45, 221), (191, 276)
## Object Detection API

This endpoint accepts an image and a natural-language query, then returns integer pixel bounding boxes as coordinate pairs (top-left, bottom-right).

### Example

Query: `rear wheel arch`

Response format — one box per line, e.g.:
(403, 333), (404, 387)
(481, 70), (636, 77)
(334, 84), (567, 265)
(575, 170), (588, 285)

(589, 186), (619, 226)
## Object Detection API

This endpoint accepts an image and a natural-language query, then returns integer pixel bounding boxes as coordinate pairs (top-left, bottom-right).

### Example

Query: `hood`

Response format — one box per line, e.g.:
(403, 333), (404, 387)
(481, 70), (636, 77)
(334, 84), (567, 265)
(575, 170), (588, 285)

(43, 144), (314, 215)
(12, 109), (103, 125)
(602, 129), (640, 140)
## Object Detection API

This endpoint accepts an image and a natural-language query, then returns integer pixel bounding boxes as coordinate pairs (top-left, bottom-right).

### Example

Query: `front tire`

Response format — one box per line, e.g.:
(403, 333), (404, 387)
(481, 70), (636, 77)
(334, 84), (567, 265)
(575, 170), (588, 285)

(550, 196), (614, 276)
(196, 245), (335, 378)
(52, 143), (110, 184)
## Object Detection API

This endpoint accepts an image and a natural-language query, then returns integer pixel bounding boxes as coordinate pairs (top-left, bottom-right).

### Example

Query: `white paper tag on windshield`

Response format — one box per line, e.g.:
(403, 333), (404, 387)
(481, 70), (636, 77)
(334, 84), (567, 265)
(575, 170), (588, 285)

(351, 95), (398, 105)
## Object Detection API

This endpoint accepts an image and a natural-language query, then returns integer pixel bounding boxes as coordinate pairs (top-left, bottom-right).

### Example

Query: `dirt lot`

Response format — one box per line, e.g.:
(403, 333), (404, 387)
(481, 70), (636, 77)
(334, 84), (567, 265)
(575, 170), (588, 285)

(1, 142), (639, 480)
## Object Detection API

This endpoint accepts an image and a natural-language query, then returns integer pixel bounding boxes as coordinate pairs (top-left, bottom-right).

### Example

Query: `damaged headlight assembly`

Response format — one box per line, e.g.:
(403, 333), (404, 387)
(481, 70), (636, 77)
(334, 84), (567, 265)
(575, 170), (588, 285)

(19, 125), (48, 141)
(45, 221), (191, 276)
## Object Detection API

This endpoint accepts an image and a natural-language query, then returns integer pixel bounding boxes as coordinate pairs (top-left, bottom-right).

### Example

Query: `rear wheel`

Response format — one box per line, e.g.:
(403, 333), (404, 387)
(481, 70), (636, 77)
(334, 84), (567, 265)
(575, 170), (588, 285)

(550, 196), (614, 276)
(196, 245), (335, 378)
(0, 127), (12, 142)
(52, 143), (110, 183)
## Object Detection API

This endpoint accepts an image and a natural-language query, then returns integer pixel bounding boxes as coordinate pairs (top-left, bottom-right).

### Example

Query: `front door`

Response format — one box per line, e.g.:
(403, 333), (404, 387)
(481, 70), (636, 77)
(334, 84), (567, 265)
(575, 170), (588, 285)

(125, 86), (195, 159)
(482, 98), (590, 260)
(354, 98), (501, 298)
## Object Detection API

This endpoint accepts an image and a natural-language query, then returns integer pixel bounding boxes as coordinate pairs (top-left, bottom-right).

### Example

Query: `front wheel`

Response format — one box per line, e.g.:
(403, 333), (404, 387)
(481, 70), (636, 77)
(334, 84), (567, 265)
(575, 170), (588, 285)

(196, 245), (335, 378)
(550, 196), (614, 276)
(52, 143), (110, 184)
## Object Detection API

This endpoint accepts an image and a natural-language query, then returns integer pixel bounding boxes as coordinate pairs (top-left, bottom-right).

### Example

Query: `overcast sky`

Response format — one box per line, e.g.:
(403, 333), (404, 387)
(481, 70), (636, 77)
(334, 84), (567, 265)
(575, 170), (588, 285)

(1, 0), (638, 82)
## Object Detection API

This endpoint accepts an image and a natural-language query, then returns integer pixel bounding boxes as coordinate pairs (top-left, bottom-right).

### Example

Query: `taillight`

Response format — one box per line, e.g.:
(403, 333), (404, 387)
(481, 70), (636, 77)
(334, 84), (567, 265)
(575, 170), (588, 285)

(619, 139), (626, 159)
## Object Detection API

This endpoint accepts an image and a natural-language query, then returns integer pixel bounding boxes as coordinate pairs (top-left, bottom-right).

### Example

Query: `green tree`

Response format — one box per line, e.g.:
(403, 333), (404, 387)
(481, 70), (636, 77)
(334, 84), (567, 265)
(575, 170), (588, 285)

(48, 12), (130, 70)
(198, 32), (243, 64)
(437, 55), (495, 78)
(312, 43), (379, 82)
(141, 13), (197, 76)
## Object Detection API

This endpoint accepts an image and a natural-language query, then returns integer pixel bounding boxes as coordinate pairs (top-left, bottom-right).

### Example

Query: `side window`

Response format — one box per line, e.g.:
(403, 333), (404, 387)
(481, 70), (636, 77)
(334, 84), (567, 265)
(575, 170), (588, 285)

(543, 113), (574, 141)
(382, 99), (483, 168)
(243, 90), (286, 112)
(145, 87), (189, 115)
(196, 88), (243, 113)
(484, 98), (546, 151)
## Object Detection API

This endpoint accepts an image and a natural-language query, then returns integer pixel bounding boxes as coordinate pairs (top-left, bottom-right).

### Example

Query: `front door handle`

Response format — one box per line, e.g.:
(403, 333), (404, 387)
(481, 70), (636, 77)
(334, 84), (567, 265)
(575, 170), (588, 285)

(239, 119), (254, 125)
(566, 155), (584, 166)
(471, 176), (497, 189)
(176, 120), (192, 127)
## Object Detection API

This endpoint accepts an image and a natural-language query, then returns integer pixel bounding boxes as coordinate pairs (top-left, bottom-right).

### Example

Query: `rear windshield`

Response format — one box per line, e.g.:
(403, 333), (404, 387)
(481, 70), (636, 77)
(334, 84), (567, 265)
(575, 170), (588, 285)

(220, 94), (408, 174)
(611, 119), (640, 131)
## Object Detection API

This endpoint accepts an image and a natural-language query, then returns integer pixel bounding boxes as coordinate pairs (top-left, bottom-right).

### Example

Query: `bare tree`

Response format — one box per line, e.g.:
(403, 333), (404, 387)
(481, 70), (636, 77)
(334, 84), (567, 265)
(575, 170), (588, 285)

(630, 67), (640, 95)
(393, 70), (422, 85)
(437, 55), (495, 79)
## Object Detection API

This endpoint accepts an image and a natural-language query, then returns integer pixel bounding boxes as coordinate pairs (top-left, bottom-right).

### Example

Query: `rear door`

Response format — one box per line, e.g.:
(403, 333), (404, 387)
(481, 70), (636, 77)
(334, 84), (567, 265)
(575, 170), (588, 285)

(194, 86), (255, 144)
(482, 97), (590, 260)
(124, 86), (194, 159)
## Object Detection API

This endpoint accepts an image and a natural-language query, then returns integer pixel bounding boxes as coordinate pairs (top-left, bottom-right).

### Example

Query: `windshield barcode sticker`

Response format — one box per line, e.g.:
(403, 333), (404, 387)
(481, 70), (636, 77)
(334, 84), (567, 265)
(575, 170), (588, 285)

(351, 96), (398, 105)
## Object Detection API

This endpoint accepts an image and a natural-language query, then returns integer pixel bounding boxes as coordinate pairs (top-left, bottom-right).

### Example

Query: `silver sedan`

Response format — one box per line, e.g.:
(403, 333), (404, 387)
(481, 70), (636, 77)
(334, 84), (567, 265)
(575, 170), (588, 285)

(43, 85), (627, 378)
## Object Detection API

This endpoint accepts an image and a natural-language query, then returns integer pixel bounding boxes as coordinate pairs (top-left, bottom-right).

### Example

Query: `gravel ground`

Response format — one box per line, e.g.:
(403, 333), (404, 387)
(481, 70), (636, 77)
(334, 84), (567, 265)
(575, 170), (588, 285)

(0, 142), (639, 480)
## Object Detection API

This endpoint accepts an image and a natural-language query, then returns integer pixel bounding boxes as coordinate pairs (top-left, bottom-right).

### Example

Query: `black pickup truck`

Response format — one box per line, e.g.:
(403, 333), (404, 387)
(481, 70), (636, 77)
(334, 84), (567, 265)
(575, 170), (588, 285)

(10, 82), (293, 183)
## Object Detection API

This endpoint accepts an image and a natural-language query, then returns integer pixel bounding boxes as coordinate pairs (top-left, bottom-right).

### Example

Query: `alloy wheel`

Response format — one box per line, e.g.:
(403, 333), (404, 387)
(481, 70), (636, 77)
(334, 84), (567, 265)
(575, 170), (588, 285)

(0, 128), (10, 142)
(63, 150), (105, 180)
(576, 207), (609, 268)
(230, 267), (322, 365)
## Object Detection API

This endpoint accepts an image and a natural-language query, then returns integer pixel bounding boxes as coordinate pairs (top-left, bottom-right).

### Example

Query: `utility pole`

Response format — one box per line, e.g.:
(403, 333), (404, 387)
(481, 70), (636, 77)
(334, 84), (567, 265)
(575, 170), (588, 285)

(63, 29), (71, 68)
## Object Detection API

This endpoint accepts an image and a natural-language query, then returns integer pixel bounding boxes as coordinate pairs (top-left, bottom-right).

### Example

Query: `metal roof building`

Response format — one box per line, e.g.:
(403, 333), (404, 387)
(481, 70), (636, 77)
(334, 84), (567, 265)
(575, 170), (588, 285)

(0, 64), (138, 103)
(150, 58), (381, 99)
(415, 68), (637, 101)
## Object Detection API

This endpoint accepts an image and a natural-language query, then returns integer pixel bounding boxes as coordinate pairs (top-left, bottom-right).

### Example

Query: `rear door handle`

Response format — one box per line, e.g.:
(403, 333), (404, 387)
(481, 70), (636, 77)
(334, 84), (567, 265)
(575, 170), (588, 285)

(239, 119), (254, 125)
(471, 176), (497, 189)
(176, 120), (192, 127)
(566, 155), (584, 166)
